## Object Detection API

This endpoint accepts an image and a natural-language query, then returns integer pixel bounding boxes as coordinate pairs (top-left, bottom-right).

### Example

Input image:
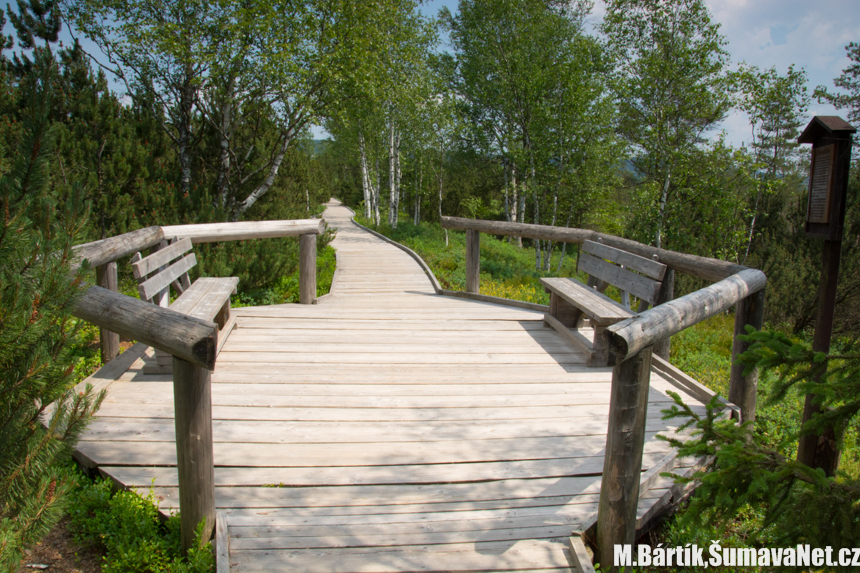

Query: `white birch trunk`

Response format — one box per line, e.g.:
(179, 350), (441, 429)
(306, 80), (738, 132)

(655, 169), (671, 249)
(388, 116), (397, 227)
(358, 132), (372, 219)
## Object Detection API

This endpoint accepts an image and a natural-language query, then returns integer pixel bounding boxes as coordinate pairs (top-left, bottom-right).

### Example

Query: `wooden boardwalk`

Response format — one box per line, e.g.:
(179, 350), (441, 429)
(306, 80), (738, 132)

(75, 200), (706, 572)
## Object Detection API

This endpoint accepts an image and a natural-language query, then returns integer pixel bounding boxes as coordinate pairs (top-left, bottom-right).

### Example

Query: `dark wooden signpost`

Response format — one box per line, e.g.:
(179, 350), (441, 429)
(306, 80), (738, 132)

(797, 116), (855, 476)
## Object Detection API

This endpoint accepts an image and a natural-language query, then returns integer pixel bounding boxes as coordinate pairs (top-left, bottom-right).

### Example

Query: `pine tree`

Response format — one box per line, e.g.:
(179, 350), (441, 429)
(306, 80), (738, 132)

(0, 73), (104, 571)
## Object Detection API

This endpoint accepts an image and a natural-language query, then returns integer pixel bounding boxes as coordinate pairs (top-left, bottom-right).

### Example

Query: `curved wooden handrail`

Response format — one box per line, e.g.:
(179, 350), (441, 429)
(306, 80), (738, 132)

(605, 268), (767, 364)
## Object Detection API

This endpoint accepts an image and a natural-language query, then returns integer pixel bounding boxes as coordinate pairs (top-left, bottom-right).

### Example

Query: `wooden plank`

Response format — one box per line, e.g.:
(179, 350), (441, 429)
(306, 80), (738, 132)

(161, 219), (325, 243)
(215, 511), (230, 573)
(651, 354), (731, 409)
(568, 535), (596, 573)
(132, 237), (193, 277)
(234, 318), (548, 331)
(543, 313), (594, 360)
(217, 314), (238, 355)
(82, 416), (685, 445)
(142, 475), (606, 509)
(95, 402), (700, 423)
(99, 449), (673, 487)
(221, 341), (576, 354)
(578, 253), (661, 305)
(439, 289), (549, 312)
(103, 389), (648, 409)
(76, 434), (671, 468)
(228, 539), (573, 573)
(138, 253), (197, 302)
(582, 240), (666, 280)
(229, 525), (576, 550)
(213, 351), (585, 365)
(540, 278), (633, 323)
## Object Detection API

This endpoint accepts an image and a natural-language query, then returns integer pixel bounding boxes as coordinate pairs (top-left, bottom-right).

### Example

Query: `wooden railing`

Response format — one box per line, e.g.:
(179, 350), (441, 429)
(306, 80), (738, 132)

(70, 219), (325, 554)
(440, 216), (766, 569)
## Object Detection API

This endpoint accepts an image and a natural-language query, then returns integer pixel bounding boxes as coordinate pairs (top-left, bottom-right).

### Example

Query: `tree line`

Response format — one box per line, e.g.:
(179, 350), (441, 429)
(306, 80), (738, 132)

(2, 0), (858, 332)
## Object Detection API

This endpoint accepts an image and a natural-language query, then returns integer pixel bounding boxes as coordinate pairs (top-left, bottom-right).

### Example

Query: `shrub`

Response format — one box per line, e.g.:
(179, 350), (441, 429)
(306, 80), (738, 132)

(68, 477), (213, 573)
(0, 76), (104, 570)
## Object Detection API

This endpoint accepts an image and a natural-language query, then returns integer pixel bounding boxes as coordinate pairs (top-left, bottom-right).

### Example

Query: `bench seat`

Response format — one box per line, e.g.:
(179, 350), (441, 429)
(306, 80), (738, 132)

(540, 277), (634, 324)
(540, 240), (666, 367)
(132, 237), (240, 374)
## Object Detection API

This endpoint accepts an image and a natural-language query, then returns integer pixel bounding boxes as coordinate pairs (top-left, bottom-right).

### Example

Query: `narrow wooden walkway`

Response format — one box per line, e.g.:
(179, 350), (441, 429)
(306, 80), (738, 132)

(76, 200), (705, 572)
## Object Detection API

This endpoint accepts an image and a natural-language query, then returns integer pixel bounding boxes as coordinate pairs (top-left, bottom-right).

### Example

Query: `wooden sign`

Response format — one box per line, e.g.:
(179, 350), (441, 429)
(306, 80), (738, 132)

(800, 116), (855, 240)
(806, 144), (836, 225)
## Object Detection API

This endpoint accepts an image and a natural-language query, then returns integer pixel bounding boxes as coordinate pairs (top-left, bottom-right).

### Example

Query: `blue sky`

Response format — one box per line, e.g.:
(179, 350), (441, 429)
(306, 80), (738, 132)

(420, 0), (859, 148)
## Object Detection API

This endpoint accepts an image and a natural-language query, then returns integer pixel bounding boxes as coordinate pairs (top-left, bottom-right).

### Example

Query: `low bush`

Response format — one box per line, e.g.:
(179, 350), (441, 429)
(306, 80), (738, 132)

(67, 476), (213, 573)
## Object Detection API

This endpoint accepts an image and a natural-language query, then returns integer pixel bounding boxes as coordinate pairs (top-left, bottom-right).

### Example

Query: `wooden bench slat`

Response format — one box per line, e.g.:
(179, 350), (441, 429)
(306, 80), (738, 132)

(170, 278), (239, 319)
(540, 278), (633, 323)
(132, 237), (193, 279)
(578, 253), (662, 305)
(184, 278), (239, 321)
(139, 253), (197, 302)
(582, 240), (666, 280)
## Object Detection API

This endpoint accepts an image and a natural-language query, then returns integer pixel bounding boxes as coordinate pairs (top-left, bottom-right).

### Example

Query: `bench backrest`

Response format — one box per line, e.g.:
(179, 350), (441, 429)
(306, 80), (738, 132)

(577, 240), (667, 306)
(131, 237), (195, 307)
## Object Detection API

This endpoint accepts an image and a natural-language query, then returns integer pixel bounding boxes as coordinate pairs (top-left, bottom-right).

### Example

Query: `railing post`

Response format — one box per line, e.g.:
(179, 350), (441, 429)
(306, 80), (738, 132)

(729, 289), (765, 422)
(299, 233), (317, 304)
(172, 356), (215, 556)
(597, 347), (653, 572)
(95, 262), (120, 362)
(466, 229), (480, 294)
(652, 268), (674, 360)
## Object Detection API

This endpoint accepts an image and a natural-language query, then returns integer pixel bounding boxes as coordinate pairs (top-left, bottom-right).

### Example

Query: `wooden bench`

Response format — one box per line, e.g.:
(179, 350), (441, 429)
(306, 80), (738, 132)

(541, 240), (667, 366)
(131, 237), (239, 374)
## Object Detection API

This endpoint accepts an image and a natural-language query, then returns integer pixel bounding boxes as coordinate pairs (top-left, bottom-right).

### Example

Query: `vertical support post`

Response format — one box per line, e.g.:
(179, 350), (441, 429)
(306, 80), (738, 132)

(797, 238), (842, 474)
(597, 348), (653, 572)
(172, 357), (215, 556)
(652, 269), (674, 360)
(466, 229), (480, 294)
(299, 233), (317, 305)
(96, 262), (120, 362)
(729, 289), (765, 423)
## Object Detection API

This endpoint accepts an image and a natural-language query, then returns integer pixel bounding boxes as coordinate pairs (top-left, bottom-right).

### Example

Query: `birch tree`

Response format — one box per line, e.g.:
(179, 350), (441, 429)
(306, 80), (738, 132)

(65, 0), (417, 220)
(601, 0), (732, 249)
(448, 0), (618, 269)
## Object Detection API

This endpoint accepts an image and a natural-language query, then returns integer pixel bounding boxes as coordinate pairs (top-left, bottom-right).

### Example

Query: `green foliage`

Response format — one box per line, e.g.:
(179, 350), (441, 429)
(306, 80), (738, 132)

(0, 76), (104, 570)
(230, 244), (337, 307)
(68, 477), (213, 573)
(738, 329), (860, 454)
(815, 41), (860, 127)
(603, 0), (732, 249)
(660, 389), (860, 555)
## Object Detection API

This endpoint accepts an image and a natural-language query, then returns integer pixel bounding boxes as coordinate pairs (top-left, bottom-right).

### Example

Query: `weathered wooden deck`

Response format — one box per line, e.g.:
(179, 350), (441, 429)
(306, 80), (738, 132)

(75, 200), (707, 572)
